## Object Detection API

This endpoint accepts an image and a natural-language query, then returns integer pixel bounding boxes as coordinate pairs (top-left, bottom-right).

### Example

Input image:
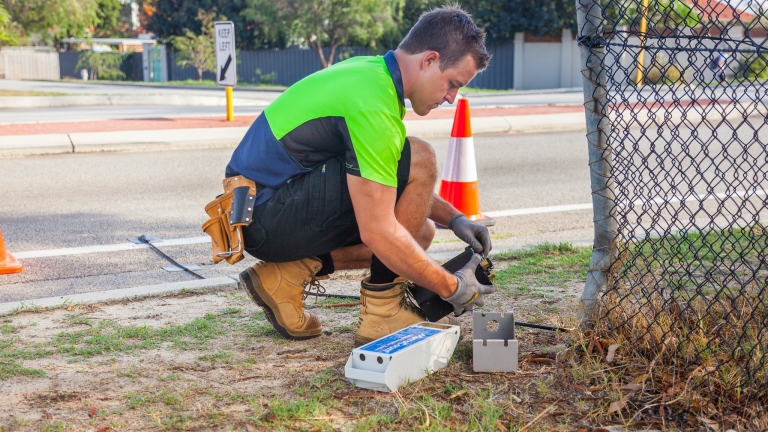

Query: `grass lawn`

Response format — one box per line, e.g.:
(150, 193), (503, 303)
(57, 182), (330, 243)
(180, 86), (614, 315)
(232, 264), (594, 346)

(0, 90), (70, 96)
(2, 241), (761, 430)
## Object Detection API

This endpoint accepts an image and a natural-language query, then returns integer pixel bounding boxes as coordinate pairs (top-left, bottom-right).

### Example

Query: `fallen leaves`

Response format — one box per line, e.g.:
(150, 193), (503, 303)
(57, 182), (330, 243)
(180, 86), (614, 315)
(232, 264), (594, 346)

(88, 406), (97, 417)
(608, 394), (631, 414)
(620, 383), (644, 392)
(522, 357), (566, 368)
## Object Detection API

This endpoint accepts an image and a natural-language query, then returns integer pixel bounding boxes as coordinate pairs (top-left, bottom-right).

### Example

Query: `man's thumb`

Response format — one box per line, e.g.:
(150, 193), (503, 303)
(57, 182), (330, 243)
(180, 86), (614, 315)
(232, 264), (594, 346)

(466, 252), (483, 268)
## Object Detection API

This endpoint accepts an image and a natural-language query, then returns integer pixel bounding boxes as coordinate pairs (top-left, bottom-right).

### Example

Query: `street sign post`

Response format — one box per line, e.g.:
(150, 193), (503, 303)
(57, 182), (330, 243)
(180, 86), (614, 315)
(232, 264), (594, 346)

(214, 21), (236, 121)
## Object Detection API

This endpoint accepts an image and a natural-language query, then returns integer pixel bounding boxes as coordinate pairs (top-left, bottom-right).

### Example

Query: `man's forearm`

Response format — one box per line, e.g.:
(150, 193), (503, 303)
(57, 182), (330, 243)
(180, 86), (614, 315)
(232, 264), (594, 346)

(364, 222), (457, 297)
(428, 193), (461, 226)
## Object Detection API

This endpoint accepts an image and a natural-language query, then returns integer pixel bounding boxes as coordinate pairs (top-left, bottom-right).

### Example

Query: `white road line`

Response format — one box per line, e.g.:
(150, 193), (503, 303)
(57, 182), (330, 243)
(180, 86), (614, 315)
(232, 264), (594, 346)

(484, 188), (768, 218)
(12, 188), (767, 259)
(484, 203), (593, 217)
(14, 236), (210, 259)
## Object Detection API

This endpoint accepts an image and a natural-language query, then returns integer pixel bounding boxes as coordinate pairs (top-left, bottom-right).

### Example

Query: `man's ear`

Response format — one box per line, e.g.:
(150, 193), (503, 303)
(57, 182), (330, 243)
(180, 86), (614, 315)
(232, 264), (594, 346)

(421, 51), (440, 70)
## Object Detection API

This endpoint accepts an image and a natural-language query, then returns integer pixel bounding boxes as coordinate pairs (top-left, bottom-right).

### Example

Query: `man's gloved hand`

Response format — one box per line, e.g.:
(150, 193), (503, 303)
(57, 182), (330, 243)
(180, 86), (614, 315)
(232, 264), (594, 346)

(448, 214), (492, 256)
(441, 253), (497, 315)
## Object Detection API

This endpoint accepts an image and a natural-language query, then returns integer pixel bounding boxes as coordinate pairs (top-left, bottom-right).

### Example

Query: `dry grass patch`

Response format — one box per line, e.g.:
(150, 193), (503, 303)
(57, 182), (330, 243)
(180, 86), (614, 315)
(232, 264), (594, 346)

(2, 243), (720, 431)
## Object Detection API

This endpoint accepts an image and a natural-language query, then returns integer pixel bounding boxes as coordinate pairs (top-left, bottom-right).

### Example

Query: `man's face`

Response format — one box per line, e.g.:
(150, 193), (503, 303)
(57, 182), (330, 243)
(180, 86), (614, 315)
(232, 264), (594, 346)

(409, 53), (479, 116)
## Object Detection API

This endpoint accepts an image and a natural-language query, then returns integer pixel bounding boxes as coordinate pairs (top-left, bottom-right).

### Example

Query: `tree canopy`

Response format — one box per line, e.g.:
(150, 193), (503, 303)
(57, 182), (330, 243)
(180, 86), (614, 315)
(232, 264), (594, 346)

(0, 4), (19, 45)
(0, 0), (126, 45)
(147, 0), (284, 50)
(171, 9), (219, 81)
(466, 0), (577, 40)
(241, 0), (395, 68)
(604, 0), (701, 30)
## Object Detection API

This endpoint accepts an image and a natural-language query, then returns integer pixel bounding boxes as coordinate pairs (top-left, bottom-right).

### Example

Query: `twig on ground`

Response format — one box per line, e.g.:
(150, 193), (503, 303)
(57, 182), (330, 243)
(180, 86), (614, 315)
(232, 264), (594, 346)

(518, 404), (556, 432)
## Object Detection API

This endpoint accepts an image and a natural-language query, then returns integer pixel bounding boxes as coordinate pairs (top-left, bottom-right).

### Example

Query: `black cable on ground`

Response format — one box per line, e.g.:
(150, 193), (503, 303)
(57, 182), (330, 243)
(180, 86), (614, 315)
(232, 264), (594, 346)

(308, 293), (362, 300)
(138, 234), (206, 280)
(514, 322), (572, 332)
(307, 290), (570, 332)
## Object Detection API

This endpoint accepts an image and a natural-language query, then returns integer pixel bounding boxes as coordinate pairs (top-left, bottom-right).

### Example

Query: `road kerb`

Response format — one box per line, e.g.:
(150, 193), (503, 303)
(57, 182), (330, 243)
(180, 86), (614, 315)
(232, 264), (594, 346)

(0, 276), (239, 317)
(0, 95), (270, 109)
(0, 133), (73, 157)
(69, 127), (250, 153)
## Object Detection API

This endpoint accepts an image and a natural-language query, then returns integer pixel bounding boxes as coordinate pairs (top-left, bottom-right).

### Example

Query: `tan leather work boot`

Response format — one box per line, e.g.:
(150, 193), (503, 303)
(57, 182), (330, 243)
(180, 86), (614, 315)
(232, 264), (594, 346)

(354, 277), (426, 347)
(239, 257), (323, 340)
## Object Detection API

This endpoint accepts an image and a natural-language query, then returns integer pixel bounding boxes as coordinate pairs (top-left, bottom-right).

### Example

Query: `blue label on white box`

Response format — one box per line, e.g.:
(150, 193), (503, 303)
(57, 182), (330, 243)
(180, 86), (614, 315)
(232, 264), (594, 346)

(361, 326), (441, 354)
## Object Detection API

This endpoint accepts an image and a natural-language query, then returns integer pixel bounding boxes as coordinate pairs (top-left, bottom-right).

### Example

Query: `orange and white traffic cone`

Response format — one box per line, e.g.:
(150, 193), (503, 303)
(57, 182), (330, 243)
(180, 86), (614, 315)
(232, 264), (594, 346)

(439, 98), (494, 226)
(0, 229), (23, 275)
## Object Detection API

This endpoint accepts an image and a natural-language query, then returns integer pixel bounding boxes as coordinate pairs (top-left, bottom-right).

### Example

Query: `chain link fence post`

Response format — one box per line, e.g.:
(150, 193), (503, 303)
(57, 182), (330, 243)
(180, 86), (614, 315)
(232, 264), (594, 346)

(576, 0), (619, 326)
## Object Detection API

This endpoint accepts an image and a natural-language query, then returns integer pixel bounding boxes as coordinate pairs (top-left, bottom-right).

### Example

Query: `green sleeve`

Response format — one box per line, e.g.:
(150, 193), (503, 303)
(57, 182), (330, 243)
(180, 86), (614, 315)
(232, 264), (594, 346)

(345, 109), (406, 187)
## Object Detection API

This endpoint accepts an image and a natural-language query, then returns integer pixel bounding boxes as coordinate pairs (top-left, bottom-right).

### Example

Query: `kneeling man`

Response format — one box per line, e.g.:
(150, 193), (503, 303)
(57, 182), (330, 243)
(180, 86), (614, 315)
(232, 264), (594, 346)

(224, 5), (496, 345)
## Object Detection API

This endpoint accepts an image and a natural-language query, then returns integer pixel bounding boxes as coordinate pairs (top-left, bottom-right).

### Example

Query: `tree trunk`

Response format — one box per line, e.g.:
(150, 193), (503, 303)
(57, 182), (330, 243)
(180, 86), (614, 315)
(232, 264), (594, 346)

(197, 67), (203, 81)
(310, 40), (329, 68)
(327, 43), (337, 67)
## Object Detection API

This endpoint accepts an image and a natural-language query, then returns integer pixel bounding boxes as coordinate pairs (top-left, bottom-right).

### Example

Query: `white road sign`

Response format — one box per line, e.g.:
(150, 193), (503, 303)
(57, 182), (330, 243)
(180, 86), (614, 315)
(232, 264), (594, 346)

(214, 21), (236, 87)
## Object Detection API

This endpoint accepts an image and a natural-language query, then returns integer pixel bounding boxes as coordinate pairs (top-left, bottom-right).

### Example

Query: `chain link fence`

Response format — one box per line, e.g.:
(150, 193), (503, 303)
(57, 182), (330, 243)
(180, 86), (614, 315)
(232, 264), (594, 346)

(577, 0), (768, 428)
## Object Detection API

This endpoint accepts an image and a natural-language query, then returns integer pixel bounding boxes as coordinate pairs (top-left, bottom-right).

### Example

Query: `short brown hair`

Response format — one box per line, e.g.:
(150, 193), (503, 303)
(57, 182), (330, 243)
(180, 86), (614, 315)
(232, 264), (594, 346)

(398, 5), (491, 72)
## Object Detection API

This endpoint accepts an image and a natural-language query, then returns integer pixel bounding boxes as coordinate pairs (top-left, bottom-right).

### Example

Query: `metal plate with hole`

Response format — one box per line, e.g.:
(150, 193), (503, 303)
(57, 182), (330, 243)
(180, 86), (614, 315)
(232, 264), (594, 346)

(473, 310), (518, 372)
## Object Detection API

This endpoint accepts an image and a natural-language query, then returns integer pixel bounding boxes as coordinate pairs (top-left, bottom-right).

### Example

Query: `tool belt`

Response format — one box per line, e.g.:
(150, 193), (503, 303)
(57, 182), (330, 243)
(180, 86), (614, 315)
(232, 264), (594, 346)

(201, 176), (257, 265)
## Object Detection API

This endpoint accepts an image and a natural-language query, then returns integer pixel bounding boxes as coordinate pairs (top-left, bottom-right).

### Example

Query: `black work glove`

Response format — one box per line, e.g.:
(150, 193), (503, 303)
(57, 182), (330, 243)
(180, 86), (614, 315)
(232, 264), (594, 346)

(448, 214), (492, 256)
(441, 254), (497, 315)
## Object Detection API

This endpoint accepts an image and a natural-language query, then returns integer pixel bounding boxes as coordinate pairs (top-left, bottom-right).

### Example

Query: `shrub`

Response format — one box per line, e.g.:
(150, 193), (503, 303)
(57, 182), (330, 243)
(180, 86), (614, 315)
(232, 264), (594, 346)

(253, 69), (277, 85)
(642, 57), (683, 85)
(76, 51), (126, 81)
(737, 54), (768, 81)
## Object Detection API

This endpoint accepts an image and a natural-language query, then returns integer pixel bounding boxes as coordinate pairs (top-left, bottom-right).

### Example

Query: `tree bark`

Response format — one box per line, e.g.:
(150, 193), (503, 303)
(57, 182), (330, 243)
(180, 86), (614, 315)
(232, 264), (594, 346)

(310, 40), (329, 68)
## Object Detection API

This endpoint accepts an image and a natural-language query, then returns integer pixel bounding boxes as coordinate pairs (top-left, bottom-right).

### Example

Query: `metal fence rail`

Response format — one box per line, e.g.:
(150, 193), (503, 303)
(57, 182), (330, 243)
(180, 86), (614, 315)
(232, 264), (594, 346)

(578, 0), (768, 429)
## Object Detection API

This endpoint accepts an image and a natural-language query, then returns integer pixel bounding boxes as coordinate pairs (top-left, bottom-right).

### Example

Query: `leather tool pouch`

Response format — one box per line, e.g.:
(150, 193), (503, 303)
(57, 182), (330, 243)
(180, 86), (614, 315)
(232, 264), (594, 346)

(201, 176), (257, 265)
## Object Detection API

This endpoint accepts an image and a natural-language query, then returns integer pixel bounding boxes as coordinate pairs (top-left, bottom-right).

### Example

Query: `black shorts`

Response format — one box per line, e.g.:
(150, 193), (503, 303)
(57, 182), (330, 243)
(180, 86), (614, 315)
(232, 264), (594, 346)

(242, 139), (411, 262)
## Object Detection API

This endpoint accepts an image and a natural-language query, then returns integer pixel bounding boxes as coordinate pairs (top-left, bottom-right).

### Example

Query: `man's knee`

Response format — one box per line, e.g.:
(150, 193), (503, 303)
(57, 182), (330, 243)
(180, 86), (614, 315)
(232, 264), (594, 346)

(417, 219), (436, 250)
(407, 136), (438, 183)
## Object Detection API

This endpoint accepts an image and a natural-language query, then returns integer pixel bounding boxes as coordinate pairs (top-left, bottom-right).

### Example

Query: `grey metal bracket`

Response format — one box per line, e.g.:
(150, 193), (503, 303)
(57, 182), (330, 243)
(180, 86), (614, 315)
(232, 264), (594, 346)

(473, 310), (519, 373)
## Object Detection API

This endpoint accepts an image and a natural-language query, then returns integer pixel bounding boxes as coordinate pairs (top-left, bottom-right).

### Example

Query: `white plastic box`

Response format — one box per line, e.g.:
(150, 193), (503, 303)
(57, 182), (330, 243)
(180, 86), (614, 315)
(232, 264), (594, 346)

(345, 322), (460, 392)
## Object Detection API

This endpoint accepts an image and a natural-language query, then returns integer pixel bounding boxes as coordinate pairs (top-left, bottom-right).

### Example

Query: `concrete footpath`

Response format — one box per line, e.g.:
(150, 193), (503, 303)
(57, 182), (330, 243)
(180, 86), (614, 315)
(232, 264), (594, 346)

(0, 105), (588, 157)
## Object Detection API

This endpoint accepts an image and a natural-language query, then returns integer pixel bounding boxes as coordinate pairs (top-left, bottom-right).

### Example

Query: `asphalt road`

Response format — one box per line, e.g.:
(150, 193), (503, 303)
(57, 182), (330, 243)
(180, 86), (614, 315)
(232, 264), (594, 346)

(2, 121), (767, 303)
(0, 131), (596, 302)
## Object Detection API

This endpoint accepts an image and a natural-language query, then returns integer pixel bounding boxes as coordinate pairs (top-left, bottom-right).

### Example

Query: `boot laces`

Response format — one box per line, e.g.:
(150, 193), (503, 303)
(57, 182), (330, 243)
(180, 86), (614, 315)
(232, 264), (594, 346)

(303, 277), (327, 303)
(400, 282), (426, 318)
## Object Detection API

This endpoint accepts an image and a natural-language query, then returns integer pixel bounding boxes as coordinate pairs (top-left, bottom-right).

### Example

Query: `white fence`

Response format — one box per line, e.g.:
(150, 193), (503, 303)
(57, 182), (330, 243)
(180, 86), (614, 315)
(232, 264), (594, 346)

(513, 29), (583, 90)
(0, 47), (60, 80)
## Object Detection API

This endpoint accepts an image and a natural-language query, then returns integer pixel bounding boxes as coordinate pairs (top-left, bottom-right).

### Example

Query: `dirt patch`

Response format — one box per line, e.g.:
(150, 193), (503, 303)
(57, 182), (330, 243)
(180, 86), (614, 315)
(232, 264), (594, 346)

(0, 252), (636, 431)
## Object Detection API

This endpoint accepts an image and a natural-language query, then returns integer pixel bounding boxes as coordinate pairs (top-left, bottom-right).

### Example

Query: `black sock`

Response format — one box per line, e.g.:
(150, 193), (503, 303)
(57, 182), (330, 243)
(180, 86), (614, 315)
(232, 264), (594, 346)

(368, 255), (398, 285)
(316, 253), (334, 276)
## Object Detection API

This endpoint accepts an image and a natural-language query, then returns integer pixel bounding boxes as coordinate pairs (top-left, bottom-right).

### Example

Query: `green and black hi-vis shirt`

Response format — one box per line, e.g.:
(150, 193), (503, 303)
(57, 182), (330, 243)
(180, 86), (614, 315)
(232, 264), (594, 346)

(226, 51), (406, 205)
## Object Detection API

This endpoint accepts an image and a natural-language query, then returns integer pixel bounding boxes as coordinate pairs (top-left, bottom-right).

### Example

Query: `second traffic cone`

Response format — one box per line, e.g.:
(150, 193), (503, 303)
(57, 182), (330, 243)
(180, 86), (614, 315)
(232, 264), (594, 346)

(439, 98), (494, 226)
(0, 229), (22, 275)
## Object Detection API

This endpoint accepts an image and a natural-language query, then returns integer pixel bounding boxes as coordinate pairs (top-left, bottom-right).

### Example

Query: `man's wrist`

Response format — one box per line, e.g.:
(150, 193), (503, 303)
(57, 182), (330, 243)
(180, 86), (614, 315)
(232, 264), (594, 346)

(447, 214), (465, 230)
(440, 275), (460, 300)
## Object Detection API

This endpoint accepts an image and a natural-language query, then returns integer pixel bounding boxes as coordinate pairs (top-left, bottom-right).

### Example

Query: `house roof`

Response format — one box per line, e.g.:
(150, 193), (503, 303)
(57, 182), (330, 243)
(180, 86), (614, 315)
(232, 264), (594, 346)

(684, 0), (756, 23)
